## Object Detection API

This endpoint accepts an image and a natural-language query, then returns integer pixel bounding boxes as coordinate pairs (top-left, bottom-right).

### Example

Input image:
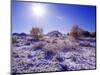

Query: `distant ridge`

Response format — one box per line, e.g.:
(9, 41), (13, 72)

(12, 33), (27, 36)
(47, 31), (63, 37)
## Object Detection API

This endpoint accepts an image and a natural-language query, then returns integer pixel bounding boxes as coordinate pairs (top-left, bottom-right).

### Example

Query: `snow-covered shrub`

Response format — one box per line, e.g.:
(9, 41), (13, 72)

(52, 38), (58, 44)
(24, 42), (30, 46)
(27, 39), (39, 44)
(44, 51), (55, 60)
(79, 42), (94, 47)
(27, 63), (34, 68)
(12, 53), (19, 58)
(27, 54), (33, 59)
(59, 64), (69, 71)
(56, 56), (64, 62)
(32, 42), (46, 51)
(63, 47), (70, 52)
(71, 56), (77, 62)
(43, 42), (57, 53)
(12, 37), (18, 44)
(34, 46), (43, 51)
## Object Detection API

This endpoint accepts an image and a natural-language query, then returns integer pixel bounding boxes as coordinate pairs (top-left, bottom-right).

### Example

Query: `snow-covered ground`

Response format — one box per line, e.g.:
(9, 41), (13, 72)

(11, 35), (96, 74)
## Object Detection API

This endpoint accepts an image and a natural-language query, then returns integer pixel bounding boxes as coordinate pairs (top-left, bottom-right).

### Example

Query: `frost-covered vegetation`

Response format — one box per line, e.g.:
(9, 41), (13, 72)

(11, 26), (96, 74)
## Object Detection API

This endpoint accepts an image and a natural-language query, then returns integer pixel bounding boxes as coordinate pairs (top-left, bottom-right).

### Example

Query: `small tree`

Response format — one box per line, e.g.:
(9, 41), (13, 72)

(70, 25), (79, 39)
(69, 25), (93, 39)
(70, 25), (85, 39)
(30, 27), (43, 39)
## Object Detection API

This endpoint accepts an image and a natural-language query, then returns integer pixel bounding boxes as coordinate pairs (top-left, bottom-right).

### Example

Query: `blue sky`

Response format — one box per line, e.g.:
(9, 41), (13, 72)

(12, 1), (96, 34)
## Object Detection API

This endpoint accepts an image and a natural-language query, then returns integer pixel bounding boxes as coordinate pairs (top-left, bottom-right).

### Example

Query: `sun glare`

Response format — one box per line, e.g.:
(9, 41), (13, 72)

(32, 4), (45, 17)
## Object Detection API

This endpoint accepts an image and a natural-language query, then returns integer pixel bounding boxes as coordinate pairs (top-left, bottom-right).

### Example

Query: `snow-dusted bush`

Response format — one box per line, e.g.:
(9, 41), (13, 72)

(59, 64), (69, 71)
(43, 43), (57, 54)
(12, 35), (96, 73)
(44, 51), (55, 60)
(31, 41), (46, 51)
(12, 37), (18, 44)
(56, 56), (64, 62)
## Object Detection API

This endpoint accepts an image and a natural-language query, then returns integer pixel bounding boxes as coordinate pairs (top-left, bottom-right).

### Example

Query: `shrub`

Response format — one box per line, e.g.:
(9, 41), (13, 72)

(69, 25), (91, 38)
(56, 57), (64, 62)
(13, 54), (19, 58)
(25, 42), (30, 45)
(81, 31), (90, 37)
(52, 38), (58, 44)
(27, 54), (33, 59)
(70, 25), (80, 39)
(63, 47), (69, 52)
(28, 39), (39, 43)
(90, 32), (96, 37)
(12, 69), (17, 73)
(30, 27), (43, 39)
(32, 34), (43, 39)
(33, 42), (45, 51)
(60, 64), (69, 71)
(72, 57), (77, 62)
(44, 51), (54, 60)
(12, 38), (18, 44)
(27, 63), (34, 67)
(34, 46), (43, 51)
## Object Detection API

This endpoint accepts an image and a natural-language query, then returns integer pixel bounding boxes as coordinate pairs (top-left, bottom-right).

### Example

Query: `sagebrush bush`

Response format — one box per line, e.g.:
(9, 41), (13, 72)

(30, 27), (43, 39)
(32, 42), (45, 51)
(69, 25), (91, 39)
(70, 25), (80, 39)
(44, 51), (55, 60)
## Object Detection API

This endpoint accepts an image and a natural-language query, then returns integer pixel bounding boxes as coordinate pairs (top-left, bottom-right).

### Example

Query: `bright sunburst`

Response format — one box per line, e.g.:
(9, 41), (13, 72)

(32, 3), (45, 17)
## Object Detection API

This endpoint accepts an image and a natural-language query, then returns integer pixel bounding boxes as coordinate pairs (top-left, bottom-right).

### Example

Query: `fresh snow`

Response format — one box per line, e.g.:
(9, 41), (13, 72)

(11, 35), (96, 73)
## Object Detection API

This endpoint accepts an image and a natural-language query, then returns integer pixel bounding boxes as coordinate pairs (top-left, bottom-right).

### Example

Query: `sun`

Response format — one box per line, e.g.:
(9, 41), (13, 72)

(32, 4), (45, 17)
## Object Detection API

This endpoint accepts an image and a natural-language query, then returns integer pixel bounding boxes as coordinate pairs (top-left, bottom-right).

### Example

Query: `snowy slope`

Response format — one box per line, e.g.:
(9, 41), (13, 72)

(11, 35), (96, 73)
